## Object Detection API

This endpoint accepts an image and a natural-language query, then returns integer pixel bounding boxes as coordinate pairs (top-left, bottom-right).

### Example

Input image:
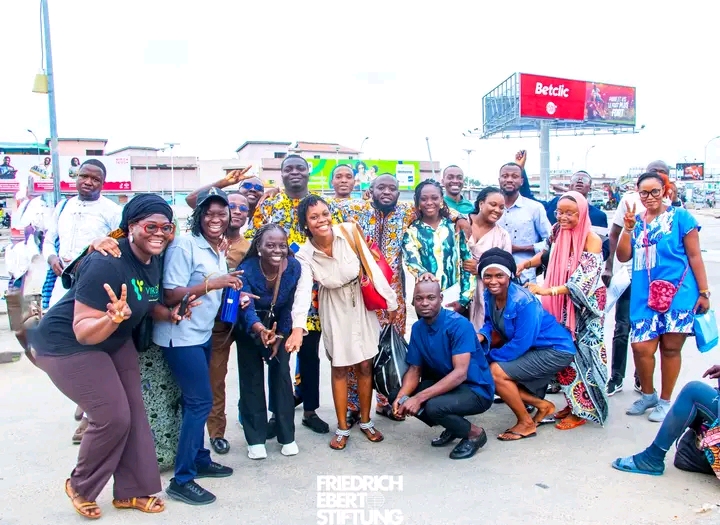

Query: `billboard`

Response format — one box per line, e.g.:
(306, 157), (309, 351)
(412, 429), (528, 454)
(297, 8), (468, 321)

(306, 159), (420, 191)
(0, 154), (132, 194)
(518, 73), (636, 126)
(676, 162), (704, 181)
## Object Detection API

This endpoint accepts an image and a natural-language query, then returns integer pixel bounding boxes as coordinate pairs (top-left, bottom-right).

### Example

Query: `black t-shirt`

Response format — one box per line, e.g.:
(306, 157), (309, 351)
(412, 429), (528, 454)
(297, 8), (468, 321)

(31, 238), (161, 356)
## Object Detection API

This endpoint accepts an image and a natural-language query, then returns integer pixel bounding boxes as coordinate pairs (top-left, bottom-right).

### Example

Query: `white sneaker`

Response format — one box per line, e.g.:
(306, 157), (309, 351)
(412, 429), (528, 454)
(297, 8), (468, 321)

(248, 444), (267, 460)
(281, 441), (299, 456)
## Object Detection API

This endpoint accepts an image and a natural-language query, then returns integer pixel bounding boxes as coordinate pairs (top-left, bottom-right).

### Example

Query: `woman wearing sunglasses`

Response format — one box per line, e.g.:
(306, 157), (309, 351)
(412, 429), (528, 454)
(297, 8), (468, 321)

(28, 194), (192, 519)
(616, 172), (709, 423)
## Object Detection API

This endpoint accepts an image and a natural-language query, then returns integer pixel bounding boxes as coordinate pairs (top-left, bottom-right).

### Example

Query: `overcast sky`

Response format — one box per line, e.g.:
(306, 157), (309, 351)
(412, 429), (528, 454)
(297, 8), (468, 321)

(2, 1), (719, 183)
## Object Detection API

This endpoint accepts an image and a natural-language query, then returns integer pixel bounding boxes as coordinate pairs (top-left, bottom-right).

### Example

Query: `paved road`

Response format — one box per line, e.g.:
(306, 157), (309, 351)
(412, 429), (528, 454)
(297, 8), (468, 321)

(3, 214), (720, 525)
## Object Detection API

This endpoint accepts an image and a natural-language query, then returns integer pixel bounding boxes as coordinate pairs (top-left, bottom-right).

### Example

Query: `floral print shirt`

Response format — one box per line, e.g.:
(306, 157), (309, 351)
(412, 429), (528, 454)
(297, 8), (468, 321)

(402, 217), (476, 307)
(245, 191), (343, 331)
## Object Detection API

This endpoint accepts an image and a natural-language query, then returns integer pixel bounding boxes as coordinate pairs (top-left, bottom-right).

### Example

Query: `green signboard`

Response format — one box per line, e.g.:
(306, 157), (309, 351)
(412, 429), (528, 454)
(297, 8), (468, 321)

(307, 159), (420, 191)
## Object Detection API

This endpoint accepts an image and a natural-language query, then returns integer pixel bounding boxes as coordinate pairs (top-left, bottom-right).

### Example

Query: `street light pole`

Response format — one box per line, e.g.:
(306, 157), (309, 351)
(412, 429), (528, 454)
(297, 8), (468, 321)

(27, 129), (40, 161)
(585, 145), (596, 170)
(164, 142), (179, 204)
(360, 136), (369, 157)
(704, 136), (720, 166)
(41, 0), (61, 206)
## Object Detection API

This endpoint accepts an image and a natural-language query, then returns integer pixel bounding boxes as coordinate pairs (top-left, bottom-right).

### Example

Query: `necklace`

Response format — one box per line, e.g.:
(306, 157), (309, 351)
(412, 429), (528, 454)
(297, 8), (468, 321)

(260, 262), (278, 282)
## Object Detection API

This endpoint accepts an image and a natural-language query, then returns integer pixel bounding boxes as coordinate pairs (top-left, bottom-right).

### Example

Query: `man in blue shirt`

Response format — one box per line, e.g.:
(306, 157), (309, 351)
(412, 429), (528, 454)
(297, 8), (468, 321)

(390, 280), (495, 460)
(544, 170), (609, 242)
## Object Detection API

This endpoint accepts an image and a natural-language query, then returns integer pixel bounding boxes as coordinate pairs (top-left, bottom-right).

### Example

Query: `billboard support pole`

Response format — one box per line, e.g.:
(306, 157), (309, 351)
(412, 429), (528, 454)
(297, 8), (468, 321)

(426, 137), (436, 178)
(539, 121), (550, 201)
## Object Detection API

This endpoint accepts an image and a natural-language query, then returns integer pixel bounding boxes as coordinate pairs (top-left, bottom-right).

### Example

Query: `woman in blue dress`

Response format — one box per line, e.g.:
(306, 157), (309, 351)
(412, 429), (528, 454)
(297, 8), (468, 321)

(616, 172), (710, 422)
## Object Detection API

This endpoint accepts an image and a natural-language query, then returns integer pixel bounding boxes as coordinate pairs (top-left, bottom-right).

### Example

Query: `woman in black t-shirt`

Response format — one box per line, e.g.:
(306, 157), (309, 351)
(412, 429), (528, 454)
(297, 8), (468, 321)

(30, 194), (196, 519)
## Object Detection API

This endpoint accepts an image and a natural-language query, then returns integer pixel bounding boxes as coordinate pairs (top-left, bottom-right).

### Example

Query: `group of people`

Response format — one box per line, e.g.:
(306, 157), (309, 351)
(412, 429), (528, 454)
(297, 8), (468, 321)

(10, 151), (716, 519)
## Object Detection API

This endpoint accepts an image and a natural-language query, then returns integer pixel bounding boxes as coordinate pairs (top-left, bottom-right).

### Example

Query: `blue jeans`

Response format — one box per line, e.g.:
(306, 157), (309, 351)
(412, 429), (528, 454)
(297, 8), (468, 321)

(654, 381), (719, 452)
(162, 339), (213, 485)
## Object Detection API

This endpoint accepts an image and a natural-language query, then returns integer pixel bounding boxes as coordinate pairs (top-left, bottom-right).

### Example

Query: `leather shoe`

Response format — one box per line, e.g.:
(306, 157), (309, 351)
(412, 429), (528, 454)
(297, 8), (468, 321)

(210, 437), (230, 455)
(431, 429), (457, 447)
(346, 410), (360, 429)
(449, 430), (487, 460)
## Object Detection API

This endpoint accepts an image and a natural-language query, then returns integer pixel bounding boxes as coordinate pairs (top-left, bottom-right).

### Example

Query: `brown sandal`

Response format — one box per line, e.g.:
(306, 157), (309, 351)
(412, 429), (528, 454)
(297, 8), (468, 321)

(330, 429), (350, 450)
(359, 421), (384, 442)
(112, 496), (165, 513)
(65, 478), (101, 520)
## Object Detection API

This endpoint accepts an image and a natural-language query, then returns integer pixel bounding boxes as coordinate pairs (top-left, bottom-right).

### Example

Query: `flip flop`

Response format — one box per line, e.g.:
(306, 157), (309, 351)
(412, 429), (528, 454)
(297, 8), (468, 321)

(611, 456), (664, 476)
(497, 429), (537, 441)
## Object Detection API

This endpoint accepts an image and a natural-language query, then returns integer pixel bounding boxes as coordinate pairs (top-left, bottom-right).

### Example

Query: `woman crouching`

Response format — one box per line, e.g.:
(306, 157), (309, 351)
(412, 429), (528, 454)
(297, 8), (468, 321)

(476, 248), (576, 441)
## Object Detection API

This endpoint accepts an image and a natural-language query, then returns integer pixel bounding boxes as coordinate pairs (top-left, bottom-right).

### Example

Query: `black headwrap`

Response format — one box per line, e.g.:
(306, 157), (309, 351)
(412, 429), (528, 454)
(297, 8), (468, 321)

(120, 193), (173, 232)
(477, 247), (517, 277)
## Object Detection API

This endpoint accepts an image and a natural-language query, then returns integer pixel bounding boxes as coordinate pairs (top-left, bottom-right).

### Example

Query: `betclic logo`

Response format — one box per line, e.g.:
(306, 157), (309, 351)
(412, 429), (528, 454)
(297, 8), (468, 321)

(519, 73), (586, 120)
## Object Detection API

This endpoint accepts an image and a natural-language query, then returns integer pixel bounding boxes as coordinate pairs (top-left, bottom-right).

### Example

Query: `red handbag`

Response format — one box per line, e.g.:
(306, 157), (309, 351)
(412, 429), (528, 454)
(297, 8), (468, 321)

(339, 224), (394, 311)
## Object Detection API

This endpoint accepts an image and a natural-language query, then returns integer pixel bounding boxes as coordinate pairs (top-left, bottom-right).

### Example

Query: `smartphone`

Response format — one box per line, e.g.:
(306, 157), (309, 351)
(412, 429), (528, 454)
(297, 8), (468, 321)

(175, 293), (190, 325)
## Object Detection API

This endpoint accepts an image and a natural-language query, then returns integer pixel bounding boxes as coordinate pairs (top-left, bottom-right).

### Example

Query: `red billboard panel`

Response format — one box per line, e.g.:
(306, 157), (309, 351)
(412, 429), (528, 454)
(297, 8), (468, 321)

(519, 73), (636, 126)
(585, 82), (636, 126)
(519, 74), (586, 120)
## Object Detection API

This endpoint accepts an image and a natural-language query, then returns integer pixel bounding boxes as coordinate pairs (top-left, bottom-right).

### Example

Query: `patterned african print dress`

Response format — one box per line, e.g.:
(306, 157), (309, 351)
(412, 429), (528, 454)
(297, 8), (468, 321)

(555, 251), (609, 425)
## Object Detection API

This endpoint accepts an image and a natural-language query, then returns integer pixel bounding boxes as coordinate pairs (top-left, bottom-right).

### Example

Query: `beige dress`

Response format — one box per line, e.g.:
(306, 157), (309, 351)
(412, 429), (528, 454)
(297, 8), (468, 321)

(467, 224), (512, 330)
(292, 223), (398, 367)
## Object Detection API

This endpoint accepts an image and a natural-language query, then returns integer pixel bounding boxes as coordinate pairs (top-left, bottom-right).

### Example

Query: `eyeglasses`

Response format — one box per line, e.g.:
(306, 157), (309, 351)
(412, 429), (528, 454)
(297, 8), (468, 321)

(554, 210), (579, 218)
(639, 188), (663, 198)
(141, 223), (175, 235)
(229, 204), (249, 212)
(650, 169), (669, 175)
(241, 182), (264, 192)
(571, 177), (591, 185)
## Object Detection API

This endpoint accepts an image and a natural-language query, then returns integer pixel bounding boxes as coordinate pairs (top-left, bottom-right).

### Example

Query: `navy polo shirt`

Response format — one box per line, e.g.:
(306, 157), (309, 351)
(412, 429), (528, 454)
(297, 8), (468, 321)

(406, 309), (495, 402)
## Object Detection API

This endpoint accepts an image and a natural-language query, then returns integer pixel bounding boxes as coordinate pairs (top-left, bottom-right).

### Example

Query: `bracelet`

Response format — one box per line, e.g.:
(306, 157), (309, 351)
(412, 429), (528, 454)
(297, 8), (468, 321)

(623, 227), (634, 234)
(551, 287), (558, 296)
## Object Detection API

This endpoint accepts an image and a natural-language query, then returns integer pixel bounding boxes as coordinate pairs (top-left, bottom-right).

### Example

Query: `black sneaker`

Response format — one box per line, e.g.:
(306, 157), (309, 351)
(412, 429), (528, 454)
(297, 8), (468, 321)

(634, 376), (642, 394)
(195, 461), (233, 479)
(606, 377), (623, 396)
(166, 479), (216, 505)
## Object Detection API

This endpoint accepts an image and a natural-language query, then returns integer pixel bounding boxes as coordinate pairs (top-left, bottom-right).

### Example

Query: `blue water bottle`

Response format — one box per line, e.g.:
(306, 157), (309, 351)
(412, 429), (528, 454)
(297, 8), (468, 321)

(220, 287), (241, 323)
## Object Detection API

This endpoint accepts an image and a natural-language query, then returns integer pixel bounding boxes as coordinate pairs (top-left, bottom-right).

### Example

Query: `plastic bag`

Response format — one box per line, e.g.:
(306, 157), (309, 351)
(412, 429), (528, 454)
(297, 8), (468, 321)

(373, 325), (409, 399)
(604, 266), (631, 314)
(674, 428), (715, 475)
(694, 310), (718, 353)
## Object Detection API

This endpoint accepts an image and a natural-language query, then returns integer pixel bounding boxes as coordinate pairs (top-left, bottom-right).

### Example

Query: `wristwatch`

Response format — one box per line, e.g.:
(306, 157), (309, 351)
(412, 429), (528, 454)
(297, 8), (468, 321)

(700, 290), (711, 299)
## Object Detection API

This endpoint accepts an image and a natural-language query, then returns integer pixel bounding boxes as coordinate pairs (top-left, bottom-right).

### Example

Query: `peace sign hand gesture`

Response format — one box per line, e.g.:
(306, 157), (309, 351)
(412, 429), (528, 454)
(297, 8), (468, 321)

(104, 283), (132, 324)
(623, 202), (637, 232)
(224, 166), (253, 186)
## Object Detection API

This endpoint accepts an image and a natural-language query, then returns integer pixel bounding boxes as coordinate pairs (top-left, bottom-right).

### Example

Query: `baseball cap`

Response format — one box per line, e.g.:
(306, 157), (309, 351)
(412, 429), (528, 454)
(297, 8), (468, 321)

(196, 187), (229, 207)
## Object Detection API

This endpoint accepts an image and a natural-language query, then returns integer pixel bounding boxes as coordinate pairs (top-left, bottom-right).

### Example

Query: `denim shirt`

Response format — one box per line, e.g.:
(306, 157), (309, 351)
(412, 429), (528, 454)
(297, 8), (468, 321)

(477, 282), (575, 362)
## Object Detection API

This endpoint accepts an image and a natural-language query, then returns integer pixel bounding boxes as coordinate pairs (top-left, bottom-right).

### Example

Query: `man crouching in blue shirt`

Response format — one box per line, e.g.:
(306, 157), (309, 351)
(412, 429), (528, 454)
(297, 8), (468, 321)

(390, 280), (495, 460)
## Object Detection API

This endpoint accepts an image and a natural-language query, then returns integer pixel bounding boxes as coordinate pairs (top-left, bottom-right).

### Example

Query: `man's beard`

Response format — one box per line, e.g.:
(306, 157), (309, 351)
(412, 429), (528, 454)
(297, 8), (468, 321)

(501, 187), (518, 197)
(373, 198), (398, 214)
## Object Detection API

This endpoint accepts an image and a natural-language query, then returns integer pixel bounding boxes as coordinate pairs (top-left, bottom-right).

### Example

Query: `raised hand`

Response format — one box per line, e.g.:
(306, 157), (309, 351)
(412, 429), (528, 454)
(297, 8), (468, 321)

(515, 150), (527, 168)
(208, 270), (244, 291)
(623, 202), (637, 231)
(104, 283), (131, 324)
(224, 166), (253, 186)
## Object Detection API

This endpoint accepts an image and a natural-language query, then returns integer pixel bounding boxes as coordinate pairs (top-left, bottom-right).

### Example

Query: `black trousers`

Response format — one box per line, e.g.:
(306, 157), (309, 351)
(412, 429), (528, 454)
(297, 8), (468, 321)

(389, 380), (492, 438)
(610, 286), (637, 381)
(293, 330), (321, 412)
(236, 331), (295, 445)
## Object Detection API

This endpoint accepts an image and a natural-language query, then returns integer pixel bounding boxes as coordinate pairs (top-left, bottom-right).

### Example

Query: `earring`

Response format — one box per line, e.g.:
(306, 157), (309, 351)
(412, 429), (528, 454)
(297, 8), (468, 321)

(129, 232), (134, 243)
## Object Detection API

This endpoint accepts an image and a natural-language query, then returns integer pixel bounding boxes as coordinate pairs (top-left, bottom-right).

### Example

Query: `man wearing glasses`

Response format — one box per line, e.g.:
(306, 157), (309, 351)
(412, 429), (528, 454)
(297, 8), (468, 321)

(186, 180), (251, 454)
(544, 171), (608, 237)
(604, 160), (674, 397)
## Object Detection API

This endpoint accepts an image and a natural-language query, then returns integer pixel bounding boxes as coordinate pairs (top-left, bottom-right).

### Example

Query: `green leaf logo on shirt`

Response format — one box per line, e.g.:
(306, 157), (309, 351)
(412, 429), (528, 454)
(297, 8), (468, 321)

(130, 279), (144, 301)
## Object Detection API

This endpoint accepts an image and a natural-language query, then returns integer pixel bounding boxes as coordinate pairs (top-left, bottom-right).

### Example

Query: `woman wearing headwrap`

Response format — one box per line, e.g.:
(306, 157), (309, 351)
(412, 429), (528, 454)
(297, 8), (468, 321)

(518, 191), (609, 430)
(476, 248), (576, 441)
(28, 194), (196, 519)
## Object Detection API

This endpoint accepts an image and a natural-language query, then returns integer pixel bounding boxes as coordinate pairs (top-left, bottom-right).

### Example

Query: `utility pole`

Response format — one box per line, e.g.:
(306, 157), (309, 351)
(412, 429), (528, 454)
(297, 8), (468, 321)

(41, 0), (61, 205)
